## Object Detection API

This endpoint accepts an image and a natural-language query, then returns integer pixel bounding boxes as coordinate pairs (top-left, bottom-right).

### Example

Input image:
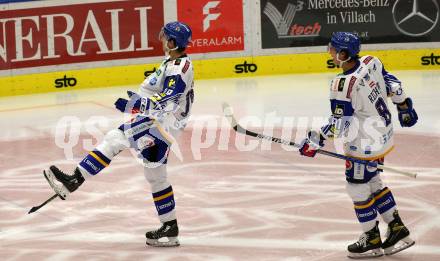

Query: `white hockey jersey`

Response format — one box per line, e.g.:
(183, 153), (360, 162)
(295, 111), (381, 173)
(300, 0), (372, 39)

(138, 55), (194, 130)
(321, 55), (407, 159)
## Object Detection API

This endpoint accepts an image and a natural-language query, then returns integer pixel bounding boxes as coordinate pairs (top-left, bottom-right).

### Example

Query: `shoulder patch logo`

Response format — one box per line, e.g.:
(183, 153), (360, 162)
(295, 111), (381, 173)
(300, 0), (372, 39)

(332, 78), (341, 91)
(363, 56), (374, 65)
(363, 73), (370, 81)
(334, 104), (345, 117)
(168, 78), (176, 88)
(338, 78), (346, 92)
(346, 76), (356, 98)
(182, 60), (190, 73)
(149, 77), (157, 86)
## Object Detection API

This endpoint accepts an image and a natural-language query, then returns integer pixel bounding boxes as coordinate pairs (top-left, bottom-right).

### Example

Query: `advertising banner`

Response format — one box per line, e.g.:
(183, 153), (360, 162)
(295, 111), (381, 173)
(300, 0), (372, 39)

(0, 0), (38, 3)
(0, 0), (164, 70)
(261, 0), (440, 49)
(177, 0), (244, 53)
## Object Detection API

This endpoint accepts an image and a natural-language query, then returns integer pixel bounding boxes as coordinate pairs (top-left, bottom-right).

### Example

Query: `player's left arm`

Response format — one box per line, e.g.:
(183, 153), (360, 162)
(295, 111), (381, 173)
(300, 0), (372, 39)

(382, 66), (418, 127)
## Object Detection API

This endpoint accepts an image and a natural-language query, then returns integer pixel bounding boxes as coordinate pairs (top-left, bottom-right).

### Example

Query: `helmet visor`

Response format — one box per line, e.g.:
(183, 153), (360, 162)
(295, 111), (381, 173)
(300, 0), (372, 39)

(158, 28), (170, 42)
(327, 42), (335, 53)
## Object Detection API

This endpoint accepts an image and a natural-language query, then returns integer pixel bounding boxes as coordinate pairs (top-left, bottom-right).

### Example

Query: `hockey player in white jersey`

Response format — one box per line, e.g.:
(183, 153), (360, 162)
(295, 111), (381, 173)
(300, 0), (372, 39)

(43, 21), (194, 247)
(299, 32), (418, 258)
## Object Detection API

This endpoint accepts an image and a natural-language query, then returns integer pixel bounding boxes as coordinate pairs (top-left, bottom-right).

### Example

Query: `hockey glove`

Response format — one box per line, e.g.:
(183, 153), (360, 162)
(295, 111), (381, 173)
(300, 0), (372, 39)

(299, 130), (325, 157)
(115, 91), (142, 114)
(397, 97), (418, 127)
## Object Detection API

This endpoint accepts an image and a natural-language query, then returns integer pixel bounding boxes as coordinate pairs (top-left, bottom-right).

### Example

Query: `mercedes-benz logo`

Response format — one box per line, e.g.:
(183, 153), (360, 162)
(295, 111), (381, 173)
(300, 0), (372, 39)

(392, 0), (439, 37)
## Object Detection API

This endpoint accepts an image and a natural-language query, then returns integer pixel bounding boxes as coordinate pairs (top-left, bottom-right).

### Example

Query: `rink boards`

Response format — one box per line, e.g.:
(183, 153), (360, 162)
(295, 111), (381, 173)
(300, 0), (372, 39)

(1, 48), (440, 97)
(1, 0), (440, 97)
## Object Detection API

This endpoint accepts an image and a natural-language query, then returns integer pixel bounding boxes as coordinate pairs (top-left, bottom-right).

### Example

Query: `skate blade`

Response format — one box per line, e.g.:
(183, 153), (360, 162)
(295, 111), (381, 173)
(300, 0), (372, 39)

(348, 248), (383, 259)
(146, 237), (180, 247)
(43, 169), (69, 200)
(384, 236), (415, 255)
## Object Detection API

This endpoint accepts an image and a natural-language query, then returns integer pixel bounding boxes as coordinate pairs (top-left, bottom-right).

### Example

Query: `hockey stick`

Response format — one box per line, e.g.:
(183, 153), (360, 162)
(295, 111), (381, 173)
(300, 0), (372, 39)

(28, 194), (58, 214)
(222, 103), (417, 178)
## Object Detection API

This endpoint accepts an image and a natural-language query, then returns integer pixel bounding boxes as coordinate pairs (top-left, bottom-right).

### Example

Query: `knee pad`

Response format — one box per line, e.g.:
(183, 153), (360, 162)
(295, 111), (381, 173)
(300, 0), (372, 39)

(144, 165), (169, 192)
(347, 182), (378, 227)
(80, 129), (126, 176)
(97, 129), (129, 157)
(354, 197), (378, 223)
(346, 182), (371, 202)
(369, 175), (384, 193)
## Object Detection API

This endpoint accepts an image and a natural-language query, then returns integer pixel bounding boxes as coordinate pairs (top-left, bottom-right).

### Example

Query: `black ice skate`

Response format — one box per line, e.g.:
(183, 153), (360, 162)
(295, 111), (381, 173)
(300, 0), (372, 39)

(382, 211), (415, 255)
(347, 221), (383, 259)
(145, 219), (179, 247)
(43, 166), (84, 200)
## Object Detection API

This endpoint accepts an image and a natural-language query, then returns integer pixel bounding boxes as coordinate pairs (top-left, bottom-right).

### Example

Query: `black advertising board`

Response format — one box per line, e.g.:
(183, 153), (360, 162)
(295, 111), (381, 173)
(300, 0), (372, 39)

(261, 0), (440, 49)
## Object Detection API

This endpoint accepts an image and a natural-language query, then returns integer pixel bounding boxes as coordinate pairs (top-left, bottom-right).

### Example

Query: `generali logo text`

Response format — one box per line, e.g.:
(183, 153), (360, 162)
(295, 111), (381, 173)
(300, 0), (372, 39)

(0, 0), (164, 70)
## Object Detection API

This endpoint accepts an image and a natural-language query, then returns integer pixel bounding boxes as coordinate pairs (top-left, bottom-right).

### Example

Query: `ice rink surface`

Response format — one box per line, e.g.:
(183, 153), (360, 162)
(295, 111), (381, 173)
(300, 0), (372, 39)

(1, 70), (440, 260)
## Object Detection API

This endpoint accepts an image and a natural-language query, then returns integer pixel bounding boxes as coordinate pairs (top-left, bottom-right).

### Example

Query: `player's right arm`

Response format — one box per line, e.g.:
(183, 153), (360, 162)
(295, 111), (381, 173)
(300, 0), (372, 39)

(299, 76), (358, 157)
(320, 75), (359, 140)
(381, 64), (418, 127)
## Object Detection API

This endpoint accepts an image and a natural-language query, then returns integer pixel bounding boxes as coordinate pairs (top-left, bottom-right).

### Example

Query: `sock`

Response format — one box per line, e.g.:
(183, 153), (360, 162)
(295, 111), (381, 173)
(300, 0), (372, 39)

(373, 187), (397, 223)
(354, 196), (378, 232)
(152, 185), (176, 222)
(78, 150), (111, 176)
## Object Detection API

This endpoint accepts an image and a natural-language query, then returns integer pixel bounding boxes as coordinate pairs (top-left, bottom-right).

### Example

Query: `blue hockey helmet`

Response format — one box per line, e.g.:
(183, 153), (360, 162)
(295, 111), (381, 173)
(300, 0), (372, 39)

(329, 32), (361, 58)
(160, 21), (192, 49)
